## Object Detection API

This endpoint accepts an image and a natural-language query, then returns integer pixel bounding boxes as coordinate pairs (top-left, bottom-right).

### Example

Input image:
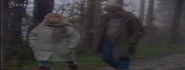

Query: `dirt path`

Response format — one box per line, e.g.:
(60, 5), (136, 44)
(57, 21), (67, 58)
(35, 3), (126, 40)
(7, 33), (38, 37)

(95, 52), (185, 70)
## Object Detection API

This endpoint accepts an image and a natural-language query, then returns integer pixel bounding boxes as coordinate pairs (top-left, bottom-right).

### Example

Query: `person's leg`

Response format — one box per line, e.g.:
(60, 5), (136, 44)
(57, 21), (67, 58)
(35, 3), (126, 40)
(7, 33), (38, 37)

(66, 61), (78, 70)
(101, 41), (117, 68)
(116, 57), (130, 69)
(38, 61), (50, 70)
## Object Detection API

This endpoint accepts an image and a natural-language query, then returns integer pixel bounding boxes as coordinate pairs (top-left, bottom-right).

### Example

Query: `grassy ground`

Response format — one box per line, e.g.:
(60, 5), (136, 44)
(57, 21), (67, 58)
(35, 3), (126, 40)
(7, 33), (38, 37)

(2, 44), (185, 70)
(2, 56), (106, 70)
(134, 44), (185, 58)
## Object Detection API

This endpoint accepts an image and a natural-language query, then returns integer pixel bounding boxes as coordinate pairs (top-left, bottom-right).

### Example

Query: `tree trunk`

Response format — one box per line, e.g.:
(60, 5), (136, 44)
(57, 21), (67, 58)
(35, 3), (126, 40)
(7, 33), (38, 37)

(79, 0), (86, 26)
(139, 0), (145, 23)
(94, 0), (102, 24)
(1, 0), (10, 67)
(91, 0), (102, 52)
(1, 0), (9, 46)
(145, 0), (155, 33)
(82, 0), (95, 48)
(8, 0), (29, 66)
(10, 0), (26, 46)
(170, 0), (184, 43)
(1, 0), (27, 66)
(145, 0), (154, 26)
(31, 0), (54, 32)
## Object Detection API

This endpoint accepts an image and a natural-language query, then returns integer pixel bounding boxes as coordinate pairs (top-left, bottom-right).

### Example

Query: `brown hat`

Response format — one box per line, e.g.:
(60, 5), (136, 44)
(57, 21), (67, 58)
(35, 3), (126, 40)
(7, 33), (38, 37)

(103, 4), (123, 12)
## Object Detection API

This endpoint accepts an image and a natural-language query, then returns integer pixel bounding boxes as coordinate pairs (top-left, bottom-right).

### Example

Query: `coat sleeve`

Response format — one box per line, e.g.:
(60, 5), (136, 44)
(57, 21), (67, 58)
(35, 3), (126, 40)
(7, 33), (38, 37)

(127, 18), (145, 44)
(66, 27), (81, 50)
(28, 27), (38, 48)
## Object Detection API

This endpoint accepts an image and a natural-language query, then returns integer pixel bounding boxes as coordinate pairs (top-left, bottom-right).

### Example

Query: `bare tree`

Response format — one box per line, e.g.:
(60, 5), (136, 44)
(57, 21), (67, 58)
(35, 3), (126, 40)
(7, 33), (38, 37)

(145, 0), (155, 33)
(1, 0), (9, 46)
(77, 0), (86, 27)
(94, 0), (103, 25)
(139, 0), (145, 23)
(9, 0), (27, 46)
(1, 0), (10, 67)
(82, 0), (95, 48)
(170, 0), (184, 43)
(10, 0), (29, 64)
(1, 0), (28, 66)
(31, 0), (54, 31)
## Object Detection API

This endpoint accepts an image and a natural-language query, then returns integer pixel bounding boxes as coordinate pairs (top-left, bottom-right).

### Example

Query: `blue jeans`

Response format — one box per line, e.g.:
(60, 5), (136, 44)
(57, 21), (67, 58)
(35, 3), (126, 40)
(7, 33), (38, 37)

(38, 61), (76, 66)
(101, 41), (130, 69)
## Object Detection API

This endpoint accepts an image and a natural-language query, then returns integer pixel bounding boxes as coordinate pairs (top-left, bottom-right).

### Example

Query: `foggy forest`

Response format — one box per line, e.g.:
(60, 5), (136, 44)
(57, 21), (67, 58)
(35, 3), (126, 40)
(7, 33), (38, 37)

(1, 0), (185, 70)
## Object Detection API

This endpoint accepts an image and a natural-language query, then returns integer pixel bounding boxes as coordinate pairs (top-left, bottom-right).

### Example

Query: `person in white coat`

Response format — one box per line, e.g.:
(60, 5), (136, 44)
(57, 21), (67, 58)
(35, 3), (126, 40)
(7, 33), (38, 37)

(29, 13), (81, 70)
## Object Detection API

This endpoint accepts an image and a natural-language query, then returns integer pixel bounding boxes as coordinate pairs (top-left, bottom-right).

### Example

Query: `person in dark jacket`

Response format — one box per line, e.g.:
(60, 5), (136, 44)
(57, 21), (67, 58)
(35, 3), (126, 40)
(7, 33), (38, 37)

(92, 4), (145, 69)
